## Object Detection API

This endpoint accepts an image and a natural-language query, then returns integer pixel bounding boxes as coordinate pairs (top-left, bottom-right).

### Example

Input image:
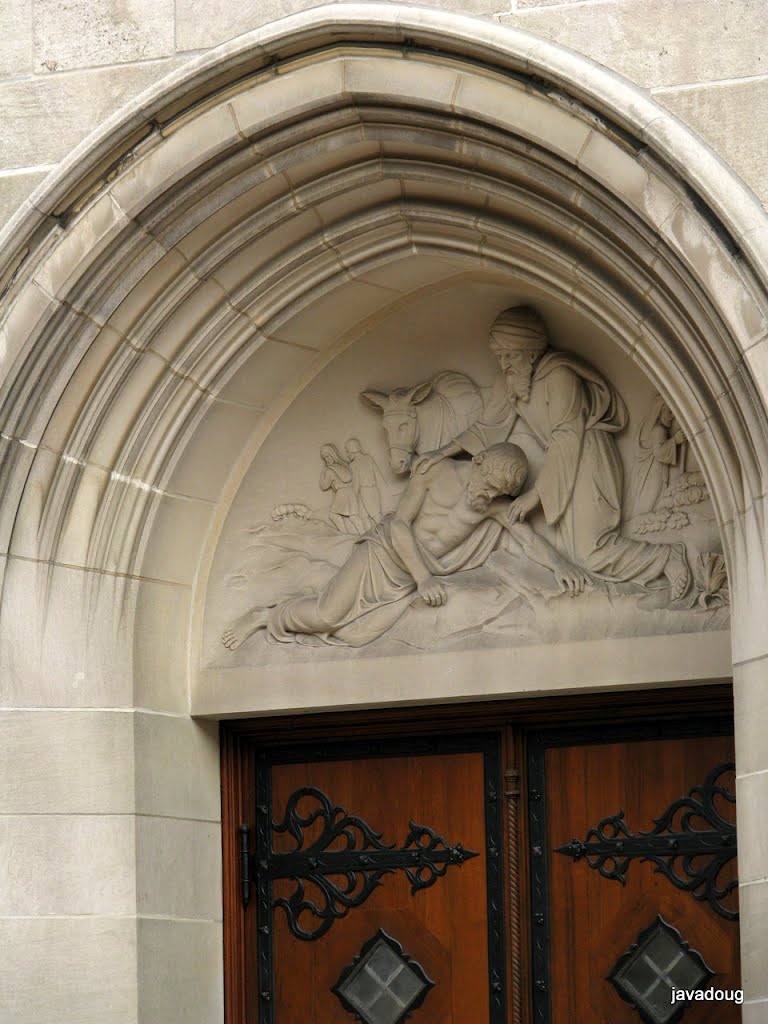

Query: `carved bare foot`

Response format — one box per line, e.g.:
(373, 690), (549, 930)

(664, 547), (691, 601)
(221, 607), (271, 650)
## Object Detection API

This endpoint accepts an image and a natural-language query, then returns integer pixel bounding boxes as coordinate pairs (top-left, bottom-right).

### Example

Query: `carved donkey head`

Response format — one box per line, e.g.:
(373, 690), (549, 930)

(360, 380), (434, 474)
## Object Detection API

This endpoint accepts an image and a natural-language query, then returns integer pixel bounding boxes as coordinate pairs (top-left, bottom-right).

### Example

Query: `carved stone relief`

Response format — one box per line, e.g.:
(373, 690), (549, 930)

(206, 297), (729, 668)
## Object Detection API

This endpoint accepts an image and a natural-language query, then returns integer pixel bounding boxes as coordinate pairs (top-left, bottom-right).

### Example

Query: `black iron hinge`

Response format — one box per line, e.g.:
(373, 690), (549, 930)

(239, 824), (255, 907)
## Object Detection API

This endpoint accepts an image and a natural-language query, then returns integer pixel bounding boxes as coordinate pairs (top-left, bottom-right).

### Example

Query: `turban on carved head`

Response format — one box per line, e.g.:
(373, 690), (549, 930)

(489, 305), (549, 355)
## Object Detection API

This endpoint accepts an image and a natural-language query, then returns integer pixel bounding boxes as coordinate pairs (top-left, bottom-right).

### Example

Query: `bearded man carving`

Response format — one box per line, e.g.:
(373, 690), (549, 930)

(414, 306), (690, 599)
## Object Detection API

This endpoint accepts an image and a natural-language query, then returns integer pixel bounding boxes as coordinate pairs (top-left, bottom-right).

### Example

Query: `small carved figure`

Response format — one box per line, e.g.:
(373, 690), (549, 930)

(319, 443), (364, 535)
(411, 305), (690, 600)
(344, 438), (387, 528)
(221, 444), (587, 651)
(630, 395), (688, 516)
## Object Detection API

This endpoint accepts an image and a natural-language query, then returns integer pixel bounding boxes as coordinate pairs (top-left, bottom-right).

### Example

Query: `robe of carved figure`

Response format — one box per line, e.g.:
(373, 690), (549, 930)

(319, 444), (365, 535)
(269, 460), (508, 647)
(223, 445), (587, 650)
(345, 438), (387, 528)
(438, 307), (686, 593)
(630, 395), (688, 516)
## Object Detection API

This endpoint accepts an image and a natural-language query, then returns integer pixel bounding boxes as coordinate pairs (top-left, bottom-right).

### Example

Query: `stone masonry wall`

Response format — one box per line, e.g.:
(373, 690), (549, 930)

(0, 0), (766, 230)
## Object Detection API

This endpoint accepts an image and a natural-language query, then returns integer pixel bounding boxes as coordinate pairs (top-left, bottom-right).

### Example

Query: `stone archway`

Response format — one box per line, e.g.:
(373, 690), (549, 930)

(1, 5), (767, 1020)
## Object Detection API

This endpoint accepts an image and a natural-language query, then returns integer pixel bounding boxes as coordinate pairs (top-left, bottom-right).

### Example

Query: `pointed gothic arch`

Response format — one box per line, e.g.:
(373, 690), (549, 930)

(1, 5), (766, 1015)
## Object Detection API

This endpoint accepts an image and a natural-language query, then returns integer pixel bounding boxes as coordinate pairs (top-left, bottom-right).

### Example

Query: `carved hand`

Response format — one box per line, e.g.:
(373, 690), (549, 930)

(553, 561), (588, 597)
(411, 442), (458, 476)
(417, 576), (448, 606)
(507, 488), (540, 523)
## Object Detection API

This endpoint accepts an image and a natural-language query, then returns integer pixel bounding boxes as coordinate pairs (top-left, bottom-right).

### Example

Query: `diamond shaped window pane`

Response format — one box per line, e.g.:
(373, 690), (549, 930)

(608, 916), (714, 1024)
(333, 930), (434, 1024)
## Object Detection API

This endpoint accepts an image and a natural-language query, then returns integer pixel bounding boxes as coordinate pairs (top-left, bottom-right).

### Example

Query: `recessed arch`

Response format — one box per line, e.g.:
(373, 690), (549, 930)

(1, 8), (767, 611)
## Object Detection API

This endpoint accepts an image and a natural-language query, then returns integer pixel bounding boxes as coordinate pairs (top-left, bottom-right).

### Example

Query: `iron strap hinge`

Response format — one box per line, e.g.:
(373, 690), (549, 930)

(239, 824), (256, 907)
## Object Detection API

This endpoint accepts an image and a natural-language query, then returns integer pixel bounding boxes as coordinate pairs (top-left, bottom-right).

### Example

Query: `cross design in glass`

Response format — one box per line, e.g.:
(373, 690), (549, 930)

(333, 930), (434, 1024)
(608, 916), (714, 1024)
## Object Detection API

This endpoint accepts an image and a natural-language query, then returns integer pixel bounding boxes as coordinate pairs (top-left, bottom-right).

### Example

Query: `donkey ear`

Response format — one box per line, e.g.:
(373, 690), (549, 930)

(360, 389), (389, 411)
(405, 380), (434, 405)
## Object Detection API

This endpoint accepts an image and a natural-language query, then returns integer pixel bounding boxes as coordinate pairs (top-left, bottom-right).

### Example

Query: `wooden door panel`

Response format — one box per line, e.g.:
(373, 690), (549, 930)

(536, 732), (739, 1024)
(256, 738), (505, 1024)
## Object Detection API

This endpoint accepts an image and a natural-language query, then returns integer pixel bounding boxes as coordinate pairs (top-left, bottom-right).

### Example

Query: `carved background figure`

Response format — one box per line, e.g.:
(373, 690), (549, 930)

(345, 438), (388, 529)
(207, 291), (729, 667)
(319, 443), (363, 535)
(630, 394), (688, 516)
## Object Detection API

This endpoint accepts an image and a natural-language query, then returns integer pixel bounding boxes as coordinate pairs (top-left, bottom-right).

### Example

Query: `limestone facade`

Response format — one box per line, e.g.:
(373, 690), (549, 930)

(1, 4), (767, 1023)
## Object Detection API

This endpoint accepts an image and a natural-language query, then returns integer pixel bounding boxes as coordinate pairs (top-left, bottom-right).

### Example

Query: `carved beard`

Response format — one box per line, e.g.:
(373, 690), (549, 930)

(504, 368), (534, 402)
(467, 485), (494, 512)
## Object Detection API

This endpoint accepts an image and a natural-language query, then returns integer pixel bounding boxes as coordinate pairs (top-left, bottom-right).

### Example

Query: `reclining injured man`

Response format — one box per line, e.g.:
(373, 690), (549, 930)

(221, 443), (587, 650)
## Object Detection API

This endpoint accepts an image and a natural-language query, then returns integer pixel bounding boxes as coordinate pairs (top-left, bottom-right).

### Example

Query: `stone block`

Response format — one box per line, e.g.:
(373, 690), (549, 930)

(136, 816), (221, 920)
(0, 710), (134, 813)
(270, 277), (403, 350)
(106, 247), (190, 344)
(80, 348), (169, 470)
(657, 78), (768, 207)
(138, 492), (214, 586)
(0, 280), (63, 410)
(34, 325), (125, 458)
(166, 398), (262, 502)
(143, 276), (230, 363)
(735, 770), (768, 884)
(108, 102), (243, 220)
(213, 337), (312, 409)
(739, 880), (768, 1002)
(0, 59), (180, 169)
(743, 1000), (768, 1023)
(175, 0), (503, 50)
(734, 656), (768, 776)
(0, 0), (34, 77)
(176, 0), (507, 52)
(33, 191), (130, 302)
(175, 0), (315, 51)
(33, 0), (174, 72)
(0, 814), (135, 915)
(506, 0), (768, 89)
(137, 918), (223, 1024)
(0, 169), (50, 231)
(453, 70), (591, 163)
(134, 712), (220, 821)
(133, 578), (192, 713)
(229, 58), (346, 139)
(0, 916), (137, 1024)
(344, 53), (459, 110)
(0, 558), (135, 707)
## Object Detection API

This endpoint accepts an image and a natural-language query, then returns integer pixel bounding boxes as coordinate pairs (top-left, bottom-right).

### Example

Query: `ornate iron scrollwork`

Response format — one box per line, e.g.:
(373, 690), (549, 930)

(257, 786), (477, 941)
(555, 762), (738, 920)
(247, 733), (505, 1024)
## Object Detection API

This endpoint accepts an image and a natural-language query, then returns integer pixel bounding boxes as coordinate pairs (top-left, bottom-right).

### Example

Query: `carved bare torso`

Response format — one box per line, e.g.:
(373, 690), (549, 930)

(408, 460), (490, 557)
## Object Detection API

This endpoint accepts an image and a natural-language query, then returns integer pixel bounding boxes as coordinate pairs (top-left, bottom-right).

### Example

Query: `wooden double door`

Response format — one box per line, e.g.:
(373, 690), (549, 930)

(223, 695), (740, 1024)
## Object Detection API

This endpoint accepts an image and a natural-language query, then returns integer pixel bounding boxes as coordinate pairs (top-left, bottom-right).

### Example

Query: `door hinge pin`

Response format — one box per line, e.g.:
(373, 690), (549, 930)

(239, 824), (253, 907)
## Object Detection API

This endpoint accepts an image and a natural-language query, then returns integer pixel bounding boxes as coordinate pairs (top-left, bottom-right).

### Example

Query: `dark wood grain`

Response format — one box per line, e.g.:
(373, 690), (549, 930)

(221, 685), (736, 1024)
(546, 735), (739, 1024)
